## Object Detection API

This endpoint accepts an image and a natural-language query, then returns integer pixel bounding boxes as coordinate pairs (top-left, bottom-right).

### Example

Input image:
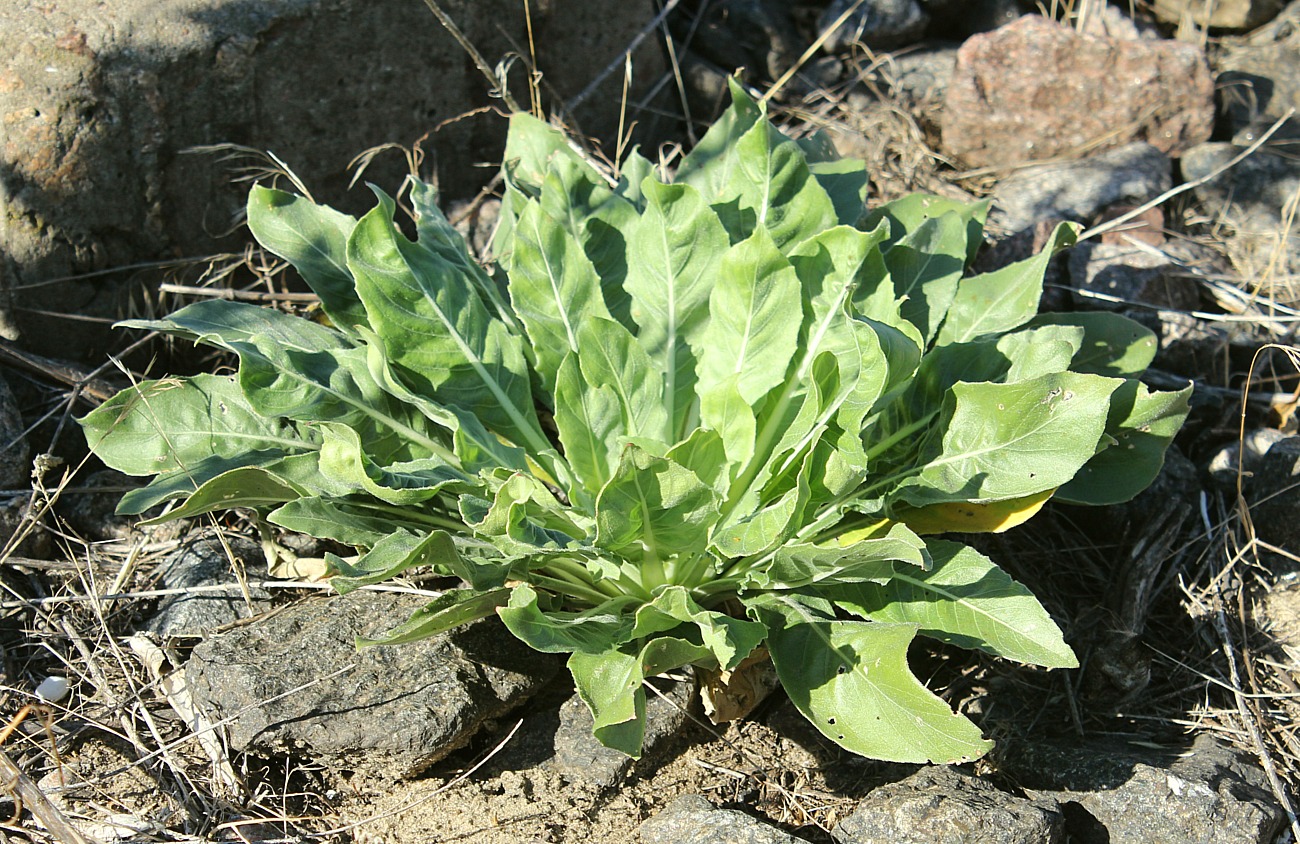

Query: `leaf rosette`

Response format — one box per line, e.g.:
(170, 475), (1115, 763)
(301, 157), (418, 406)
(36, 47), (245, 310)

(80, 82), (1190, 763)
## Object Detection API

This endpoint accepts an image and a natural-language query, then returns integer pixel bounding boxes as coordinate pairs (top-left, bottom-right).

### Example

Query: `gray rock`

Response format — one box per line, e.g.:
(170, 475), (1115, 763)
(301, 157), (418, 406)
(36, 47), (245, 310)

(833, 765), (1063, 844)
(638, 794), (813, 844)
(991, 143), (1171, 235)
(686, 0), (802, 81)
(1238, 436), (1300, 553)
(0, 0), (663, 360)
(1068, 242), (1199, 312)
(1207, 428), (1290, 487)
(1217, 6), (1300, 143)
(143, 535), (273, 639)
(0, 375), (28, 490)
(553, 672), (694, 789)
(820, 0), (929, 52)
(1180, 142), (1300, 293)
(185, 589), (560, 779)
(854, 45), (958, 114)
(1001, 734), (1285, 844)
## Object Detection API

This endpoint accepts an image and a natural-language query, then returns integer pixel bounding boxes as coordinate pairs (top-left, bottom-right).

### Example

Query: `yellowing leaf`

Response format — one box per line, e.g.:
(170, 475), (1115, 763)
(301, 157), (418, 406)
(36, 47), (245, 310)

(894, 488), (1056, 535)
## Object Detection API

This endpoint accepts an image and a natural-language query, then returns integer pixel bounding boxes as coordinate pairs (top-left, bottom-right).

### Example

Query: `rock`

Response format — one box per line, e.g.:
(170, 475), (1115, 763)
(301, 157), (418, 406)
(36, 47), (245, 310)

(638, 794), (813, 844)
(1239, 436), (1300, 552)
(832, 765), (1064, 843)
(1151, 0), (1284, 31)
(941, 16), (1214, 169)
(0, 0), (664, 360)
(553, 672), (694, 790)
(923, 0), (1033, 40)
(819, 0), (929, 52)
(685, 0), (802, 80)
(1068, 242), (1200, 312)
(0, 374), (28, 489)
(1206, 428), (1290, 487)
(1000, 734), (1285, 844)
(185, 590), (560, 779)
(1256, 577), (1300, 670)
(991, 142), (1171, 235)
(143, 535), (273, 639)
(1180, 143), (1300, 297)
(1216, 7), (1300, 144)
(854, 44), (958, 114)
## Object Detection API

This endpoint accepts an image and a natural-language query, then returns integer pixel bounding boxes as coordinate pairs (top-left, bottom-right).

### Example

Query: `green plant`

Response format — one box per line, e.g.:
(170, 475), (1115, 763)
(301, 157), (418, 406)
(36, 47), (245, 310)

(80, 83), (1190, 764)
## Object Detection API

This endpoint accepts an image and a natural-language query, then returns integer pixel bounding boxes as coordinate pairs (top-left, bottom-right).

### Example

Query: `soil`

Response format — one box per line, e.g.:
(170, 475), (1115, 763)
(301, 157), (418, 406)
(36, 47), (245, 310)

(3, 3), (1300, 844)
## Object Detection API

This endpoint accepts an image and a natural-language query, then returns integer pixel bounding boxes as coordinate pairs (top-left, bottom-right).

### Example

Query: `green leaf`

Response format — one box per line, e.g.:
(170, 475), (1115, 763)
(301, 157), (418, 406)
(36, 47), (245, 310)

(882, 213), (969, 344)
(79, 374), (307, 478)
(630, 587), (766, 671)
(357, 588), (512, 647)
(809, 158), (869, 226)
(864, 193), (988, 265)
(754, 522), (927, 589)
(594, 445), (721, 560)
(1026, 312), (1158, 377)
(409, 179), (519, 331)
(676, 78), (764, 197)
(499, 584), (636, 654)
(1056, 381), (1192, 505)
(625, 180), (726, 439)
(998, 325), (1086, 382)
(935, 222), (1077, 346)
(330, 529), (463, 593)
(894, 372), (1120, 507)
(317, 422), (472, 505)
(750, 593), (993, 764)
(268, 497), (412, 548)
(553, 352), (623, 498)
(572, 318), (669, 451)
(508, 200), (613, 394)
(246, 185), (368, 334)
(696, 227), (802, 406)
(347, 191), (550, 456)
(138, 466), (301, 523)
(829, 540), (1077, 668)
(569, 637), (712, 758)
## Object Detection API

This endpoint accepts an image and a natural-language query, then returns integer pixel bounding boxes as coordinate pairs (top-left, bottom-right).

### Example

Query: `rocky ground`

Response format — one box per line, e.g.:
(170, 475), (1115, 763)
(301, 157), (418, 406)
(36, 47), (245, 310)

(4, 0), (1300, 842)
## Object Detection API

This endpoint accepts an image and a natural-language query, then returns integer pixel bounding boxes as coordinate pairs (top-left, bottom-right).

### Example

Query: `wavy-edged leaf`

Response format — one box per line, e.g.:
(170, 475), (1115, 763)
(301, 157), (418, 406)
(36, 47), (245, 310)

(1026, 311), (1158, 377)
(317, 422), (473, 505)
(79, 374), (307, 479)
(936, 222), (1077, 346)
(138, 466), (301, 523)
(864, 193), (988, 265)
(330, 530), (463, 594)
(594, 444), (720, 559)
(573, 317), (669, 451)
(626, 180), (726, 439)
(499, 584), (636, 654)
(630, 586), (766, 671)
(1056, 381), (1192, 505)
(268, 497), (412, 548)
(894, 372), (1120, 507)
(508, 200), (613, 394)
(246, 186), (367, 334)
(882, 213), (968, 344)
(828, 540), (1077, 668)
(696, 227), (802, 407)
(347, 191), (549, 455)
(749, 522), (927, 589)
(749, 593), (992, 764)
(356, 587), (512, 647)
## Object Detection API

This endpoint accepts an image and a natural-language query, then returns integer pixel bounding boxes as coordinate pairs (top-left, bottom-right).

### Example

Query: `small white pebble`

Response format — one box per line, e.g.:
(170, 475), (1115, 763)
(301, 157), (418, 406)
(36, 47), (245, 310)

(35, 676), (69, 704)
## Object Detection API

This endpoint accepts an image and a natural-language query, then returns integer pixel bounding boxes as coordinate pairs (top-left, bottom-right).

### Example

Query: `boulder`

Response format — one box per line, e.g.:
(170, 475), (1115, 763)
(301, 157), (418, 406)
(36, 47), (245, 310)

(185, 590), (560, 778)
(0, 0), (663, 360)
(941, 16), (1213, 169)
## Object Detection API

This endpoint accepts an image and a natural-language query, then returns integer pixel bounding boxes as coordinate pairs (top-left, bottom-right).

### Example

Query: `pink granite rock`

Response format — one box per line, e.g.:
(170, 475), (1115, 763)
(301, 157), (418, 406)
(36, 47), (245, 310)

(940, 16), (1214, 169)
